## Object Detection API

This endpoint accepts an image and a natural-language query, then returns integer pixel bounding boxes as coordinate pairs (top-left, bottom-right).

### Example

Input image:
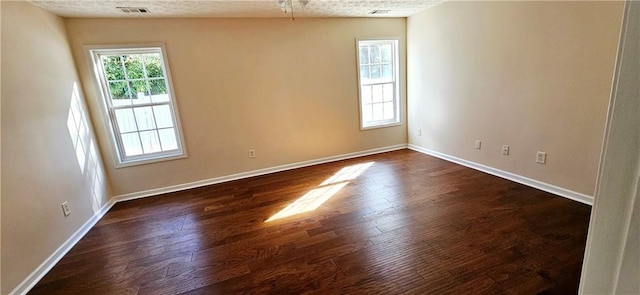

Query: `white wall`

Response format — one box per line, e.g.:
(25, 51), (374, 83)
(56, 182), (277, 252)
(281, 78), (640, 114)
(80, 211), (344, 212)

(406, 1), (623, 196)
(65, 17), (408, 196)
(580, 1), (640, 293)
(1, 2), (112, 294)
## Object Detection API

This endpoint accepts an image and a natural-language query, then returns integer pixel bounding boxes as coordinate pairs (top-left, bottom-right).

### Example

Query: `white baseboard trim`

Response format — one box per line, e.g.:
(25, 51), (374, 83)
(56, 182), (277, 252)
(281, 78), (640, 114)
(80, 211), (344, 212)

(13, 142), (591, 295)
(113, 144), (408, 203)
(11, 144), (407, 294)
(408, 144), (594, 206)
(9, 199), (117, 295)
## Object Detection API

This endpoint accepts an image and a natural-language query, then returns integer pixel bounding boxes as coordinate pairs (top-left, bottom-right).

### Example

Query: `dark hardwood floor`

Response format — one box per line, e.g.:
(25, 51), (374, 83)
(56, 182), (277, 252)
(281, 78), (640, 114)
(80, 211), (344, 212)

(30, 150), (591, 294)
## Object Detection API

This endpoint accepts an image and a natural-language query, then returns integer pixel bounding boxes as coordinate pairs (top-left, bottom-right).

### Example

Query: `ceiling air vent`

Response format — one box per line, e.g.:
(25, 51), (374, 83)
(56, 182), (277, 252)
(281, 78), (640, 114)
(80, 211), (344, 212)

(369, 10), (390, 15)
(117, 7), (149, 13)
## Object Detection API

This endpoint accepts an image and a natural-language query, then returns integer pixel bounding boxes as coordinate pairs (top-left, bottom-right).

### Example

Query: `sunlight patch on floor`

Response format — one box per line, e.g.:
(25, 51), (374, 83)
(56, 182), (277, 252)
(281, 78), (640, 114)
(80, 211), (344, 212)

(320, 162), (374, 186)
(266, 162), (374, 222)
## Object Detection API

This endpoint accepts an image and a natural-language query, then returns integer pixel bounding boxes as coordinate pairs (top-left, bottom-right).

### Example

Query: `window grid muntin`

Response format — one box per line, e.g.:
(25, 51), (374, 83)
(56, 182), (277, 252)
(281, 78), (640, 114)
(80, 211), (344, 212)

(357, 39), (399, 129)
(103, 53), (167, 101)
(92, 47), (184, 164)
(107, 101), (178, 158)
(361, 82), (396, 124)
(360, 43), (393, 84)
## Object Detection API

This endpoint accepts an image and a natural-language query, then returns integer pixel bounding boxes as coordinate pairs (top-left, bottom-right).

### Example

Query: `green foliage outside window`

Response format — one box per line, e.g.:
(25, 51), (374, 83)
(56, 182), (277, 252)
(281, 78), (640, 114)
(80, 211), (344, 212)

(102, 54), (167, 99)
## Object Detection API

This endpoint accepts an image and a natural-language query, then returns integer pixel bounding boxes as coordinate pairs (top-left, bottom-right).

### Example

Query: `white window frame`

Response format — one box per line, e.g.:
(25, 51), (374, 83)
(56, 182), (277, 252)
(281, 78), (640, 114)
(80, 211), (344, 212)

(86, 43), (187, 167)
(356, 38), (401, 130)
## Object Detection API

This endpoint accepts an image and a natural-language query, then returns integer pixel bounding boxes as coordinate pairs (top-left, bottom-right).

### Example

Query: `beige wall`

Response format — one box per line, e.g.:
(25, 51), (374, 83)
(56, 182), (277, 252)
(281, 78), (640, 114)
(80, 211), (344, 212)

(407, 1), (623, 195)
(65, 17), (407, 196)
(1, 2), (111, 294)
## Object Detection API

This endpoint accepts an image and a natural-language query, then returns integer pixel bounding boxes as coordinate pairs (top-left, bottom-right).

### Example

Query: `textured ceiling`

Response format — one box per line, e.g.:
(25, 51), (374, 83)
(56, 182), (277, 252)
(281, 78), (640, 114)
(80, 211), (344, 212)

(29, 0), (445, 18)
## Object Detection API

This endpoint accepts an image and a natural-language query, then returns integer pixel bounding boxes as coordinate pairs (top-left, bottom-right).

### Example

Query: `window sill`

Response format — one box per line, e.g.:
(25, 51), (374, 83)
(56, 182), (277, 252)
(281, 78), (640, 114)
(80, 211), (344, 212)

(360, 121), (402, 131)
(115, 152), (187, 168)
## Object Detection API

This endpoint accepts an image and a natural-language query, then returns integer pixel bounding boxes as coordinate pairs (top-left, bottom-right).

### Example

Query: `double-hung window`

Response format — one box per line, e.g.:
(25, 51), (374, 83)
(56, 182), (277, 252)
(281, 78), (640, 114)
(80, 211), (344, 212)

(356, 39), (400, 129)
(89, 45), (186, 166)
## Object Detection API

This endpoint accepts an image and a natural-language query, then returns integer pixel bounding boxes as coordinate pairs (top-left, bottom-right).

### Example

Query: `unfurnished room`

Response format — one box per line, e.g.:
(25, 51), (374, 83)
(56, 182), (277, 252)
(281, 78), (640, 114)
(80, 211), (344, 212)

(1, 0), (638, 294)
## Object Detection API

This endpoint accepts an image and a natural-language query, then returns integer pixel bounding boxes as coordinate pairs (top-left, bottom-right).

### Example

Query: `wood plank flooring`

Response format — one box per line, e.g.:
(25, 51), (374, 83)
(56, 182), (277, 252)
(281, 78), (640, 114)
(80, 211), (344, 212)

(29, 150), (591, 294)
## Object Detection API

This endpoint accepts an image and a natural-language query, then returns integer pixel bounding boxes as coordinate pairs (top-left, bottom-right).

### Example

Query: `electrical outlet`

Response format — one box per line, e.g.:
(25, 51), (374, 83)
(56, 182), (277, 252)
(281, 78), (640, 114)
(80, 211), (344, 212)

(417, 128), (422, 136)
(61, 201), (71, 217)
(536, 151), (547, 164)
(248, 149), (256, 158)
(502, 145), (510, 156)
(475, 140), (481, 150)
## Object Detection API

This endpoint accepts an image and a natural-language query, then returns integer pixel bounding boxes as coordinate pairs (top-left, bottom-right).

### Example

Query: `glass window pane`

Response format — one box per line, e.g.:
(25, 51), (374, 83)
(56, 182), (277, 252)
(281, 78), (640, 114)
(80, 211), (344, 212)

(359, 46), (369, 65)
(129, 80), (151, 105)
(370, 65), (381, 79)
(383, 102), (395, 120)
(360, 66), (370, 81)
(114, 109), (137, 133)
(158, 128), (178, 151)
(108, 81), (132, 101)
(144, 54), (164, 78)
(383, 83), (394, 102)
(361, 85), (372, 104)
(382, 64), (392, 80)
(133, 107), (156, 130)
(129, 80), (149, 95)
(381, 44), (392, 63)
(112, 99), (131, 107)
(372, 84), (383, 103)
(153, 105), (174, 128)
(139, 130), (162, 153)
(370, 45), (381, 63)
(121, 133), (143, 156)
(150, 79), (168, 103)
(101, 55), (125, 80)
(152, 94), (170, 103)
(124, 55), (144, 79)
(372, 103), (383, 121)
(363, 104), (373, 124)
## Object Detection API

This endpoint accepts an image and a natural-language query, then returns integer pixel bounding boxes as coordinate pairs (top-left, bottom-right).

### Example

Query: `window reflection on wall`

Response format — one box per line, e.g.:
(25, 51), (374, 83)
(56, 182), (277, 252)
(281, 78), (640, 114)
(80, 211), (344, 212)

(66, 82), (106, 213)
